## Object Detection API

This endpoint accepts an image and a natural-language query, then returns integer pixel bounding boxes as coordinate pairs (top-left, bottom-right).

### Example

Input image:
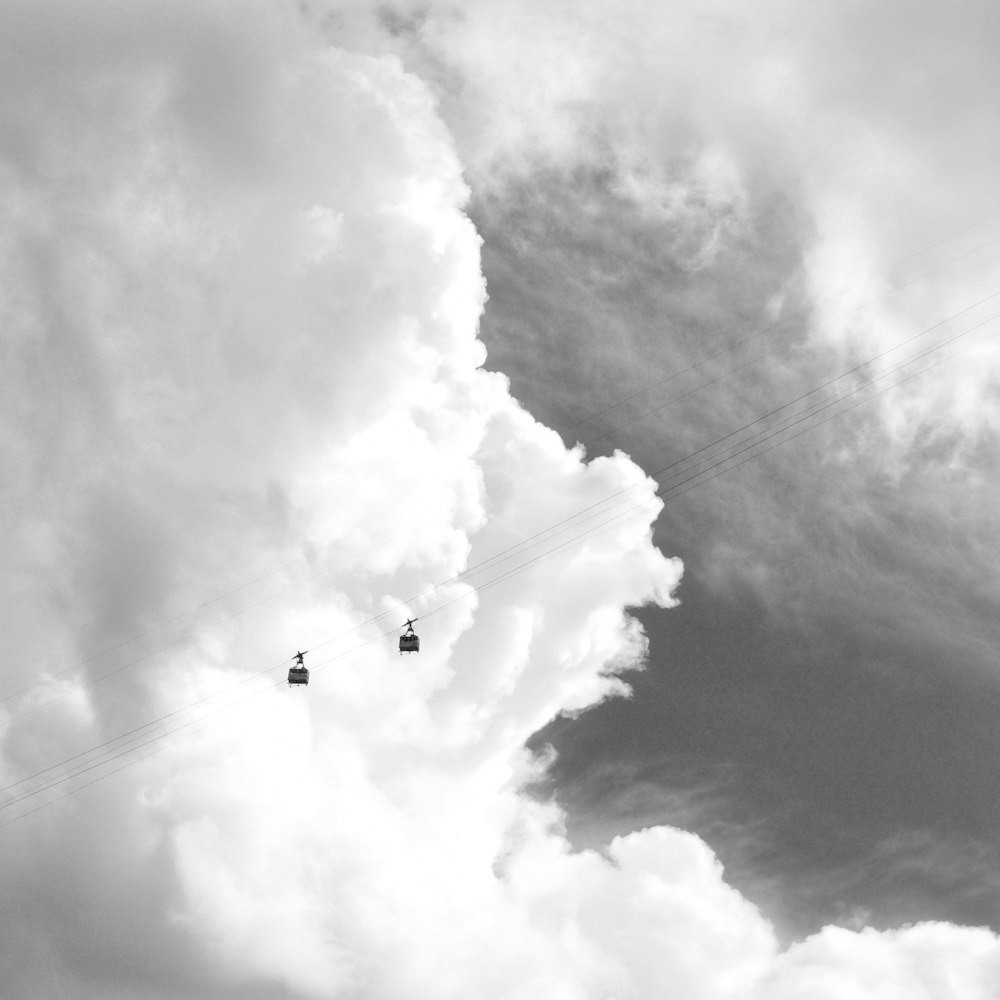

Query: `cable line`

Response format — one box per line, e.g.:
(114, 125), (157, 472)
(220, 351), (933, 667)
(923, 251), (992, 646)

(538, 220), (1000, 451)
(10, 207), (1000, 714)
(4, 288), (997, 830)
(7, 213), (1000, 827)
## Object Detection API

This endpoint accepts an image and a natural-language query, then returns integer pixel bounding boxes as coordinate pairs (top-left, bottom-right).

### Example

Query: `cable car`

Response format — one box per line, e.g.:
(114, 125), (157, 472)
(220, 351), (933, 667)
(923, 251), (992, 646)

(399, 619), (420, 654)
(288, 650), (309, 686)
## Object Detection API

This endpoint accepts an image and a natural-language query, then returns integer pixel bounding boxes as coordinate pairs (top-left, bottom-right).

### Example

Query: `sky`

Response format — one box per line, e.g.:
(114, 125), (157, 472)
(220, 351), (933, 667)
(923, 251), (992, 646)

(2, 1), (1000, 998)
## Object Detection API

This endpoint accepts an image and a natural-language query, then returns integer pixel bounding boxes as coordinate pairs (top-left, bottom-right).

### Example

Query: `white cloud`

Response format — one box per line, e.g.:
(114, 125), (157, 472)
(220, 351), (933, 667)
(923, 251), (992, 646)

(3, 2), (1000, 998)
(747, 923), (1000, 1000)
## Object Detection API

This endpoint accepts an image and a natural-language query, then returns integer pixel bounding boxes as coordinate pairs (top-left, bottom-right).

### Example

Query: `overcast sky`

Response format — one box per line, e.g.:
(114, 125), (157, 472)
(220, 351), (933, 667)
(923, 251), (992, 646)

(3, 1), (1000, 998)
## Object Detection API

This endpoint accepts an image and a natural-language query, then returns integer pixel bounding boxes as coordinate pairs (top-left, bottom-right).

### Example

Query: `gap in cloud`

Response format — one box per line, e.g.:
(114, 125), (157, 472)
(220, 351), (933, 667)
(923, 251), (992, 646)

(475, 164), (1000, 945)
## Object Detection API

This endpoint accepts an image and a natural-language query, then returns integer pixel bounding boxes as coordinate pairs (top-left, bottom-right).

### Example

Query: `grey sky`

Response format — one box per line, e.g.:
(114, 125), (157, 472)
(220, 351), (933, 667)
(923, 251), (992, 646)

(473, 161), (1000, 942)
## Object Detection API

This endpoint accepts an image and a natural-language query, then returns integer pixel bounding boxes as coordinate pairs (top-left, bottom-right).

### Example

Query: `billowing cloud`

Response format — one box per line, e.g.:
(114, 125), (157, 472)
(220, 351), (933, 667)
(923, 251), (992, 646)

(363, 0), (1000, 954)
(353, 0), (1000, 622)
(3, 1), (1000, 998)
(332, 0), (1000, 428)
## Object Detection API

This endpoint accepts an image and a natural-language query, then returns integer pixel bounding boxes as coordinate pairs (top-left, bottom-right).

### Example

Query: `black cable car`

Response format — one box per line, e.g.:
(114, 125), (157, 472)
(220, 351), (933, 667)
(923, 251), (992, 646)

(288, 650), (309, 686)
(399, 619), (420, 654)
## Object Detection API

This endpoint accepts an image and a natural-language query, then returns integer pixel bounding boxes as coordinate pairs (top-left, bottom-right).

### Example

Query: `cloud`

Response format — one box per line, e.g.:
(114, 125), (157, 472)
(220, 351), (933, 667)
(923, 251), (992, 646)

(383, 0), (1000, 625)
(342, 0), (1000, 429)
(747, 922), (1000, 1000)
(3, 1), (1000, 998)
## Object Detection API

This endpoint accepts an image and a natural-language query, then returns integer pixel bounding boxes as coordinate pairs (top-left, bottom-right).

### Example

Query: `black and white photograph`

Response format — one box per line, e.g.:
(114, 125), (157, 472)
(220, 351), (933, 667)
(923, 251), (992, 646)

(3, 2), (1000, 997)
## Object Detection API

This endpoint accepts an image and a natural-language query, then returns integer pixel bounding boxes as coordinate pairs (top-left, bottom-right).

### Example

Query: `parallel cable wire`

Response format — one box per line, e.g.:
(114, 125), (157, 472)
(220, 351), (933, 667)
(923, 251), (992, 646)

(647, 296), (1000, 487)
(20, 256), (984, 722)
(5, 552), (362, 722)
(4, 288), (998, 829)
(9, 210), (1000, 716)
(463, 306), (1000, 580)
(0, 734), (170, 831)
(483, 209), (1000, 472)
(6, 204), (1000, 816)
(536, 227), (1000, 460)
(10, 270), (986, 727)
(664, 321), (1000, 502)
(472, 289), (1000, 562)
(658, 310), (1000, 499)
(7, 292), (1000, 794)
(0, 664), (285, 802)
(0, 622), (400, 821)
(585, 233), (1000, 445)
(0, 553), (309, 707)
(368, 296), (1000, 623)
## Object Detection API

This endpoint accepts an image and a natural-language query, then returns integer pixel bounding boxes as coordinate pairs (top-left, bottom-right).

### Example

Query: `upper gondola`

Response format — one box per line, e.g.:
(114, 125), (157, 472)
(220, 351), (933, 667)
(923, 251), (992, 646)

(288, 650), (309, 685)
(399, 619), (420, 654)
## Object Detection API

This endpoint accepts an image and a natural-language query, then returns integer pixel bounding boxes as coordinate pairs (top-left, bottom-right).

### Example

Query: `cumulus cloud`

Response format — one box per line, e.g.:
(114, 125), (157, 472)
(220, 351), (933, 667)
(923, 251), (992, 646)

(3, 1), (1000, 998)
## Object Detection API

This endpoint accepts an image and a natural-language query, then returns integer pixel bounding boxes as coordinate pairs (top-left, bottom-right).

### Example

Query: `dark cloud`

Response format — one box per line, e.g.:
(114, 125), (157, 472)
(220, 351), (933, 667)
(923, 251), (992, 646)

(476, 166), (1000, 942)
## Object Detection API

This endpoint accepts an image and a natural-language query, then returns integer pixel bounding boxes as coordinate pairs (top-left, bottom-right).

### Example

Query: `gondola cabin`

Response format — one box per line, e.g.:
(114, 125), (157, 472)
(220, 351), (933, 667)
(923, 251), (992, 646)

(288, 650), (309, 686)
(399, 619), (420, 654)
